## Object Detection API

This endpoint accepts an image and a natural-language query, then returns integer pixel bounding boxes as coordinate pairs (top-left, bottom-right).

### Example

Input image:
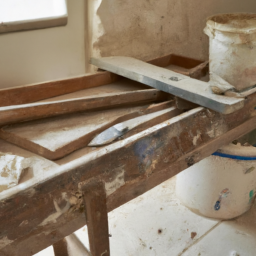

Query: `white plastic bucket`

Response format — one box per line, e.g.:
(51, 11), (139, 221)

(204, 13), (256, 91)
(176, 139), (256, 220)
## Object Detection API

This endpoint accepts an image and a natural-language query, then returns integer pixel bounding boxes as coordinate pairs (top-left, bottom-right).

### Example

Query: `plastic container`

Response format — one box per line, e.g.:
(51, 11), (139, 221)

(176, 130), (256, 220)
(204, 13), (256, 91)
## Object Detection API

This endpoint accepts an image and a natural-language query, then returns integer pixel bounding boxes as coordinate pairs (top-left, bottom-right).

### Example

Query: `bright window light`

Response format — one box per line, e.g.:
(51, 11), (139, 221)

(0, 0), (67, 33)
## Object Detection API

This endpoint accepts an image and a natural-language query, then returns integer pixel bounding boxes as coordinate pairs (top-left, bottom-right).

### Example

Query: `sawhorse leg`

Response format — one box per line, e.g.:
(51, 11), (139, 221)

(82, 181), (110, 256)
(53, 238), (68, 256)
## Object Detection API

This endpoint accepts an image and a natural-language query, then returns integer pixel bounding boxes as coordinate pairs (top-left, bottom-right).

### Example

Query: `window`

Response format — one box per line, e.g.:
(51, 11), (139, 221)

(0, 0), (67, 33)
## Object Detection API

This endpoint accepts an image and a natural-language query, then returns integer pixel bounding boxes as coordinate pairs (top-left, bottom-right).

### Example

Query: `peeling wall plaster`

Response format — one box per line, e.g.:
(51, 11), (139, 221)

(90, 0), (256, 62)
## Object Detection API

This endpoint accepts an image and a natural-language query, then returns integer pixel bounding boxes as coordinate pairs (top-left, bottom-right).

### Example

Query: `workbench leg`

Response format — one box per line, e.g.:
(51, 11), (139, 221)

(53, 238), (69, 256)
(83, 181), (110, 256)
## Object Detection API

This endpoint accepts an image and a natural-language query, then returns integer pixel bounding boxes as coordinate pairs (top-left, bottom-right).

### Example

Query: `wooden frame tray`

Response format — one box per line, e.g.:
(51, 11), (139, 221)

(0, 54), (209, 127)
(0, 54), (208, 160)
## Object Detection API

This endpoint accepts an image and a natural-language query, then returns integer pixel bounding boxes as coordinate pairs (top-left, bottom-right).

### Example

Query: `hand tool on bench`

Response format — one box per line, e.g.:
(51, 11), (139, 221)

(89, 106), (178, 146)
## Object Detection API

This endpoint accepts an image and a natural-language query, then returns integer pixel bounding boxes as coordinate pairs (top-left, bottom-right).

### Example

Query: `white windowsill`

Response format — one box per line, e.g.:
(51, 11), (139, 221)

(0, 0), (68, 34)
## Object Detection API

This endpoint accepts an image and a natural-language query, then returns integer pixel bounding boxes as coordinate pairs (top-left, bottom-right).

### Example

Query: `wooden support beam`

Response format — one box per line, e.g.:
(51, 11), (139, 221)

(53, 238), (69, 256)
(82, 180), (110, 256)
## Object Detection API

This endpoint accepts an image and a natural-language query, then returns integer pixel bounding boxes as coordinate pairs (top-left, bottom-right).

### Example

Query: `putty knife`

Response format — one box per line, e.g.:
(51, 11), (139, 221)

(88, 107), (175, 146)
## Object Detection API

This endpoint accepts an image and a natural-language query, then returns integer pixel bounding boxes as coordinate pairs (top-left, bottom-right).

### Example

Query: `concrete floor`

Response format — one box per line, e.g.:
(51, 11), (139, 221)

(35, 176), (256, 256)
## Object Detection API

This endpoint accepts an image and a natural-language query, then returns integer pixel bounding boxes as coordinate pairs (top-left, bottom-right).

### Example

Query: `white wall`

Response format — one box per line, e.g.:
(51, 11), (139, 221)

(0, 0), (87, 89)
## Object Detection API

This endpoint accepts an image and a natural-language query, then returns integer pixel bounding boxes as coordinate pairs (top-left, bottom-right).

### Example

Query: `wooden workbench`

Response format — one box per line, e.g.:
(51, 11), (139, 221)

(0, 54), (256, 256)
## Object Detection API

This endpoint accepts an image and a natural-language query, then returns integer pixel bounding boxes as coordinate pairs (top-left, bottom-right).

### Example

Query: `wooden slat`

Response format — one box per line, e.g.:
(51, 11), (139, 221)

(0, 72), (119, 107)
(0, 89), (167, 126)
(0, 101), (178, 160)
(91, 56), (244, 114)
(0, 93), (255, 255)
(82, 180), (110, 256)
(0, 53), (205, 108)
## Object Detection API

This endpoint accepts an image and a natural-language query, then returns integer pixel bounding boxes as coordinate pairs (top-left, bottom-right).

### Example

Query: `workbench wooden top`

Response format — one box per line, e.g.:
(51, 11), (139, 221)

(0, 53), (256, 255)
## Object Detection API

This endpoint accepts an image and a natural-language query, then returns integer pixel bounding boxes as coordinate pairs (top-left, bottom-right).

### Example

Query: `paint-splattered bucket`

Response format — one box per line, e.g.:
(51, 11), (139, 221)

(176, 130), (256, 220)
(204, 13), (256, 91)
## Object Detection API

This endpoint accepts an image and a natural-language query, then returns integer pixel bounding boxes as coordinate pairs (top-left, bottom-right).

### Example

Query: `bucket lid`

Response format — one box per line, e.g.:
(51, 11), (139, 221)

(206, 13), (256, 34)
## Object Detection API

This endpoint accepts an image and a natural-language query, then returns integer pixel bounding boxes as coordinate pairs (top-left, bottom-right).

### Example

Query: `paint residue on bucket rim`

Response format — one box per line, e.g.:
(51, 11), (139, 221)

(206, 13), (256, 34)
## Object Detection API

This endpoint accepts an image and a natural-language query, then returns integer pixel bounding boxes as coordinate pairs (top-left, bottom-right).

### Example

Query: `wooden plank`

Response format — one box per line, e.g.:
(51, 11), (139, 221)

(175, 97), (199, 110)
(0, 101), (178, 160)
(148, 53), (208, 79)
(0, 93), (255, 255)
(0, 72), (119, 107)
(82, 180), (110, 256)
(0, 89), (167, 126)
(38, 78), (151, 103)
(91, 56), (244, 114)
(0, 53), (205, 108)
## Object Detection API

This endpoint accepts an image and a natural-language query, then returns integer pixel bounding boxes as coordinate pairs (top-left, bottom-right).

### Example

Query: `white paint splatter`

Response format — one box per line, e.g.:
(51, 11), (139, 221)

(39, 193), (70, 226)
(0, 153), (31, 192)
(26, 188), (36, 198)
(19, 220), (28, 227)
(105, 167), (125, 196)
(193, 131), (201, 146)
(207, 129), (215, 138)
(0, 236), (13, 249)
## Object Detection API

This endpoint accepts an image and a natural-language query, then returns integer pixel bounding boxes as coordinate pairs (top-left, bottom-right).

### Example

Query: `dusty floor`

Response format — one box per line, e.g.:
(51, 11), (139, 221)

(35, 176), (256, 256)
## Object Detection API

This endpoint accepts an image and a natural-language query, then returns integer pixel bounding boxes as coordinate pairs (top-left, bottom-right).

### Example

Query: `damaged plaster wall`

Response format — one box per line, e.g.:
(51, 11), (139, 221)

(90, 0), (256, 62)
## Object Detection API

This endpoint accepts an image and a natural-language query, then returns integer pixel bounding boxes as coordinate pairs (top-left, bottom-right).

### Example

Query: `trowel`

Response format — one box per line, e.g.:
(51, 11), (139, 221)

(88, 107), (176, 146)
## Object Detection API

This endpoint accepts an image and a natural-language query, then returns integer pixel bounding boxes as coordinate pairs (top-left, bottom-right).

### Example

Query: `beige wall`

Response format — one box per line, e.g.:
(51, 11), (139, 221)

(91, 0), (256, 62)
(0, 0), (87, 89)
(1, 1), (255, 89)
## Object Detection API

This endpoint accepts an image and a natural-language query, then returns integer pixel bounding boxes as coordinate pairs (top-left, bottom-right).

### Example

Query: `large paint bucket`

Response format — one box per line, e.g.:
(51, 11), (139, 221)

(204, 13), (256, 91)
(176, 131), (256, 220)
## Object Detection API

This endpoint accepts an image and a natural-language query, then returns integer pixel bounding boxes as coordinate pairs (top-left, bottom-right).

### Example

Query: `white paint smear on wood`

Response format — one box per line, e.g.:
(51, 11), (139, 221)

(0, 236), (13, 249)
(193, 131), (201, 146)
(39, 193), (70, 226)
(105, 166), (125, 196)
